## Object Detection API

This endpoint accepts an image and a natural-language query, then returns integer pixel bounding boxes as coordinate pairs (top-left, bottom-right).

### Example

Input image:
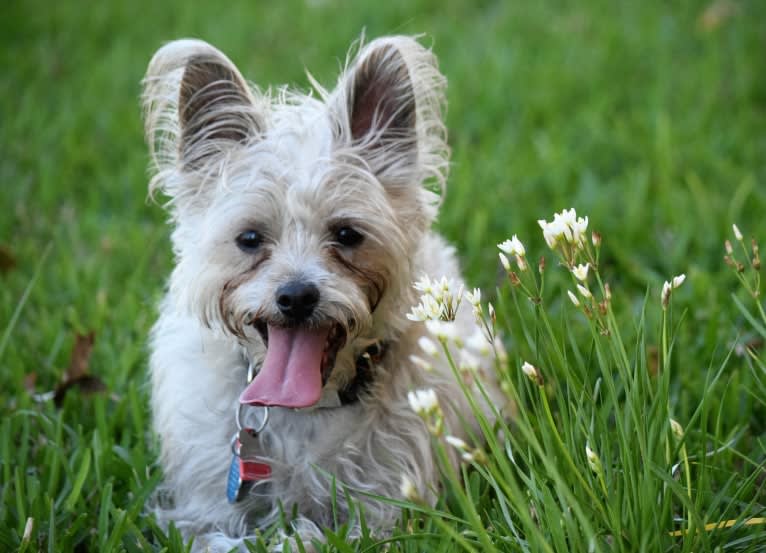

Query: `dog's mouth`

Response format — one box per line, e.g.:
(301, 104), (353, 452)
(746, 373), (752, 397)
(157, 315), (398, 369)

(239, 320), (347, 408)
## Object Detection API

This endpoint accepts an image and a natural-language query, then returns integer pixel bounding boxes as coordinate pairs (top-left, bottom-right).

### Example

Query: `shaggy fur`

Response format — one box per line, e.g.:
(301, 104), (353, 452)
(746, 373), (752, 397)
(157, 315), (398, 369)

(143, 35), (503, 551)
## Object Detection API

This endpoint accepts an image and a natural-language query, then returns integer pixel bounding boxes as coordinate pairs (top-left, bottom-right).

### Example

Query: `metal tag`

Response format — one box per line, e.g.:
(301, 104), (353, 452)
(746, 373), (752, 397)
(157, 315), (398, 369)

(227, 366), (271, 504)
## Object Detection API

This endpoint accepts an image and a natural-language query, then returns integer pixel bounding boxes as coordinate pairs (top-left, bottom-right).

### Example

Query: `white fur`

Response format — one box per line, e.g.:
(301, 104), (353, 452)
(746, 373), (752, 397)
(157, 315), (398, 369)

(143, 35), (504, 551)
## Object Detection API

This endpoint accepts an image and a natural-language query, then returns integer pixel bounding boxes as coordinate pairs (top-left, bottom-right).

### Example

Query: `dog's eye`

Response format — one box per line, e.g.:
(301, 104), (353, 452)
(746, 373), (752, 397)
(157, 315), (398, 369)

(335, 226), (364, 248)
(236, 230), (262, 252)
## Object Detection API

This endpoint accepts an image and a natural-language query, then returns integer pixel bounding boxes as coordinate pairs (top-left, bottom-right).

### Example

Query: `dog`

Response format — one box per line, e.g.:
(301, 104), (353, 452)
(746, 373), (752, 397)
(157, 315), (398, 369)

(142, 35), (504, 551)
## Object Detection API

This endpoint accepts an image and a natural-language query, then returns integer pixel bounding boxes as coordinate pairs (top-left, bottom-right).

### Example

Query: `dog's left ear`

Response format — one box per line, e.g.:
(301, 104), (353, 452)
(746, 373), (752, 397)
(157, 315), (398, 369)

(333, 36), (449, 192)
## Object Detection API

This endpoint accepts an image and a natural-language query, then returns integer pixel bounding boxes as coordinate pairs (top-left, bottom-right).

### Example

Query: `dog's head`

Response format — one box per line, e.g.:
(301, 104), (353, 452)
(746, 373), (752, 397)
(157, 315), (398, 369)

(142, 36), (448, 408)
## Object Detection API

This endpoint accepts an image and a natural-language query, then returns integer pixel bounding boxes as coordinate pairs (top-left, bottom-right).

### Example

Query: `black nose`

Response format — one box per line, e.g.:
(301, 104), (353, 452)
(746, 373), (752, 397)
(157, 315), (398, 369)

(276, 281), (320, 321)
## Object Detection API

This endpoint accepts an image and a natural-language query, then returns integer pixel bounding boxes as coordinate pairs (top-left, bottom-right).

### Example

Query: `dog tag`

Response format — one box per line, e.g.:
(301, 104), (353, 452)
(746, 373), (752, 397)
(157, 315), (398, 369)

(238, 428), (271, 479)
(237, 428), (260, 460)
(226, 452), (250, 503)
(226, 429), (271, 503)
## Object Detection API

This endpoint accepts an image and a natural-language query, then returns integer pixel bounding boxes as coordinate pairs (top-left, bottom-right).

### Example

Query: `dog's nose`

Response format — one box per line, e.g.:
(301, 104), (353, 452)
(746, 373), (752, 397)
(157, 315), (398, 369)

(276, 281), (320, 321)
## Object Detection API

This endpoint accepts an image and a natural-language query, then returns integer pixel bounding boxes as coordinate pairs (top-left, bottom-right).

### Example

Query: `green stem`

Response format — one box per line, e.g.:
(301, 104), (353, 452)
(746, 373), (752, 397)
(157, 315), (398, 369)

(538, 386), (610, 524)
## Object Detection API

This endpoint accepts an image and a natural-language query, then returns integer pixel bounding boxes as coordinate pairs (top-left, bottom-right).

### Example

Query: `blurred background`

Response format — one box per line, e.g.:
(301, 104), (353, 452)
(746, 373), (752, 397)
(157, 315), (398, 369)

(1, 0), (765, 546)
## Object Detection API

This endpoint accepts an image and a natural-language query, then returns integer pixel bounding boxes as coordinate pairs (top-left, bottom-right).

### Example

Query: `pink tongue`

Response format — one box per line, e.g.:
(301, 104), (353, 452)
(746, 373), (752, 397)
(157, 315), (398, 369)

(239, 324), (329, 408)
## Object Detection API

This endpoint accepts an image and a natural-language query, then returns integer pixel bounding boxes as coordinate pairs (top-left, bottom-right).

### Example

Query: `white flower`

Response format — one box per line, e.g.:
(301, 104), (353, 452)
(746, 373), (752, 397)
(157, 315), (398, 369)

(539, 208), (589, 250)
(407, 292), (444, 322)
(585, 444), (601, 473)
(661, 274), (686, 310)
(418, 336), (439, 357)
(425, 319), (460, 342)
(539, 218), (564, 248)
(445, 435), (469, 451)
(577, 284), (592, 299)
(521, 361), (539, 382)
(465, 330), (491, 356)
(571, 216), (589, 247)
(567, 290), (580, 307)
(572, 263), (590, 281)
(661, 281), (672, 310)
(559, 207), (576, 225)
(498, 252), (511, 271)
(407, 388), (439, 414)
(436, 276), (453, 295)
(465, 288), (481, 307)
(400, 475), (418, 500)
(413, 275), (434, 294)
(409, 354), (433, 372)
(733, 224), (743, 242)
(498, 235), (526, 257)
(406, 305), (426, 322)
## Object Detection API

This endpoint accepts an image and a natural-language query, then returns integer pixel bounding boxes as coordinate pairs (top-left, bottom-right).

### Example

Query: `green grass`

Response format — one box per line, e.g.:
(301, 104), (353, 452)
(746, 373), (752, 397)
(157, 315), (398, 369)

(2, 0), (766, 551)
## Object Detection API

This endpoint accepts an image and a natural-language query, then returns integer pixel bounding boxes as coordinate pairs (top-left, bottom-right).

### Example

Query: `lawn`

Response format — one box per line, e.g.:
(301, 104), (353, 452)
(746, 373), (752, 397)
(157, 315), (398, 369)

(2, 0), (766, 551)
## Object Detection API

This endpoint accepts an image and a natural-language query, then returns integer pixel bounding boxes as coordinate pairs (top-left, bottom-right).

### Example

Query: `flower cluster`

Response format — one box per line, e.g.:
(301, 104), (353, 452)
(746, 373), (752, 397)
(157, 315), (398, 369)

(538, 208), (589, 254)
(407, 275), (464, 322)
(496, 234), (545, 304)
(498, 235), (528, 272)
(414, 316), (506, 387)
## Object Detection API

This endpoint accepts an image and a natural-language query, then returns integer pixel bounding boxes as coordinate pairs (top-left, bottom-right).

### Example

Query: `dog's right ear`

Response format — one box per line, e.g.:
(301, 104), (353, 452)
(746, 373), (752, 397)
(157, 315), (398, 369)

(142, 40), (262, 196)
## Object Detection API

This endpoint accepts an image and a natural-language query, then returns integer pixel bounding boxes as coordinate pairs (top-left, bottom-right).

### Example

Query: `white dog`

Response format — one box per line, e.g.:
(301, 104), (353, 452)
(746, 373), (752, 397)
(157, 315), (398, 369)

(142, 35), (504, 551)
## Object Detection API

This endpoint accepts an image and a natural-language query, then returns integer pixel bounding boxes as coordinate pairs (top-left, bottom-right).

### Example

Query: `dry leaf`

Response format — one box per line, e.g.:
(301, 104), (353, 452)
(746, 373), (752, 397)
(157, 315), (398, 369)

(66, 332), (95, 380)
(52, 331), (106, 407)
(0, 245), (16, 273)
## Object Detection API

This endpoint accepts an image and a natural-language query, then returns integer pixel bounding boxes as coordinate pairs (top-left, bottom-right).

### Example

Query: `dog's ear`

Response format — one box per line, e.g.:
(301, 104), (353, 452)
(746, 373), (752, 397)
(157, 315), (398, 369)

(333, 37), (449, 193)
(142, 40), (263, 186)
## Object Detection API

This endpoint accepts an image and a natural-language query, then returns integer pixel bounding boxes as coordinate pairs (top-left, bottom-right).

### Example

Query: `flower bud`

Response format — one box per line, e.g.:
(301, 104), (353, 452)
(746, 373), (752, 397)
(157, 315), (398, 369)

(670, 418), (684, 440)
(567, 290), (580, 306)
(521, 361), (543, 386)
(585, 444), (602, 474)
(733, 224), (743, 242)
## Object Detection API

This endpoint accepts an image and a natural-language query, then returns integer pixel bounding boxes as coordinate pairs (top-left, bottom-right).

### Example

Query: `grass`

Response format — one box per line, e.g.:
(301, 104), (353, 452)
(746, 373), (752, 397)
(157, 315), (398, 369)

(2, 0), (766, 551)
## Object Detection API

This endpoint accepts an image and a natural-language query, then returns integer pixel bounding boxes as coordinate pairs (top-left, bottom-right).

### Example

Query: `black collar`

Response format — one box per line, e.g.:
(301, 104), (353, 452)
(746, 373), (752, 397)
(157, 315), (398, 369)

(338, 340), (387, 405)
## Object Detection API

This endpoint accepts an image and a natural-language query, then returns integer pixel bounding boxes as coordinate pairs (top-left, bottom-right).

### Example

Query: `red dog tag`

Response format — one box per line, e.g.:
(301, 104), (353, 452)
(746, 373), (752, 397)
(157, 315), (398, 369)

(240, 458), (271, 480)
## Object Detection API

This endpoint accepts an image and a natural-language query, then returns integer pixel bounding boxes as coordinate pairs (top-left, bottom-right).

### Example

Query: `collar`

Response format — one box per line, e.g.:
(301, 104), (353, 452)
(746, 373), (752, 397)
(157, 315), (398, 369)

(337, 339), (387, 406)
